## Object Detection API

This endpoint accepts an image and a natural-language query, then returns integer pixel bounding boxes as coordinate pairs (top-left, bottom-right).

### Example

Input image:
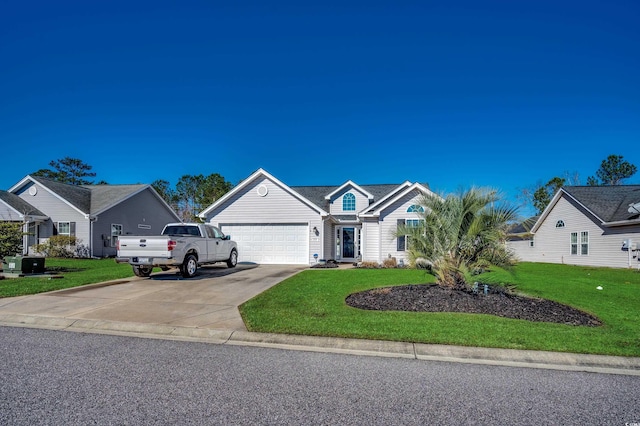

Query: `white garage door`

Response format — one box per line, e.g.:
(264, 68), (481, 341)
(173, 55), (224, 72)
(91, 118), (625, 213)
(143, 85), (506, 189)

(220, 223), (309, 265)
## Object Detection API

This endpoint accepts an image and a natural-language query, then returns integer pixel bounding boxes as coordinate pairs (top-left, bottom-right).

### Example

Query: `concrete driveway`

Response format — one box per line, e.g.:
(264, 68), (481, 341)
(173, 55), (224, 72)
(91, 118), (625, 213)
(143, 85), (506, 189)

(0, 263), (305, 331)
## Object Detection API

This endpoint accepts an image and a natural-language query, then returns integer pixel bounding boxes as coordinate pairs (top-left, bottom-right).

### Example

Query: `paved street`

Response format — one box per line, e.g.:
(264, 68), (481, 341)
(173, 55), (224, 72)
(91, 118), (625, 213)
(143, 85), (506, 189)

(2, 327), (639, 425)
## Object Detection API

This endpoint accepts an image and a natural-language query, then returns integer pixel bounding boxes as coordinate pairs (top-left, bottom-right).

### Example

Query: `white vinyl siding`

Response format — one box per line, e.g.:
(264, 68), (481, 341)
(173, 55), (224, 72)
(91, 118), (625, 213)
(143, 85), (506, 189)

(507, 195), (640, 268)
(329, 186), (370, 215)
(378, 190), (424, 264)
(204, 177), (321, 264)
(16, 182), (89, 249)
(361, 219), (380, 262)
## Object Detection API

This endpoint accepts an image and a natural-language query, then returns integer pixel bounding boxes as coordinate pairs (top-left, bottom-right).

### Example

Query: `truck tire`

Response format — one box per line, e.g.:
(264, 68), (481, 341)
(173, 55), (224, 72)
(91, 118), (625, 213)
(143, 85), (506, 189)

(133, 265), (152, 277)
(226, 249), (238, 268)
(181, 254), (198, 278)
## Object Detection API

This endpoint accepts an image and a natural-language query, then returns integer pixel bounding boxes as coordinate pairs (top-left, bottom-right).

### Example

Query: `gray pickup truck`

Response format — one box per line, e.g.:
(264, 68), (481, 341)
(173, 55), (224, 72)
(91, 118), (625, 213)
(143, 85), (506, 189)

(116, 223), (238, 278)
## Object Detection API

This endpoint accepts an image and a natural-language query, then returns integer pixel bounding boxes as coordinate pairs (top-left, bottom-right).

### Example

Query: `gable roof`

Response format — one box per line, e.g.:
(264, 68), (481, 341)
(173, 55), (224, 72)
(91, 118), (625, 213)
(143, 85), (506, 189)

(198, 168), (330, 218)
(533, 185), (640, 232)
(30, 175), (92, 214)
(0, 190), (47, 219)
(9, 176), (179, 220)
(198, 168), (432, 219)
(292, 183), (401, 213)
(507, 216), (539, 236)
(360, 182), (434, 217)
(83, 184), (151, 214)
(324, 180), (374, 200)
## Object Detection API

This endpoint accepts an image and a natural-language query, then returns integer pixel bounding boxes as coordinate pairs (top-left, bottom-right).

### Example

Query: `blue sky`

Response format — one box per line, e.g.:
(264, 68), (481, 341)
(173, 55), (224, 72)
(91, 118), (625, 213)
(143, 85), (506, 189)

(1, 0), (638, 216)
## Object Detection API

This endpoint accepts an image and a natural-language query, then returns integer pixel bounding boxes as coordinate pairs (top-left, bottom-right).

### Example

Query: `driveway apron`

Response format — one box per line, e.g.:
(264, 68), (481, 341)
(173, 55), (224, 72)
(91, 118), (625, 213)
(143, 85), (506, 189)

(0, 264), (305, 331)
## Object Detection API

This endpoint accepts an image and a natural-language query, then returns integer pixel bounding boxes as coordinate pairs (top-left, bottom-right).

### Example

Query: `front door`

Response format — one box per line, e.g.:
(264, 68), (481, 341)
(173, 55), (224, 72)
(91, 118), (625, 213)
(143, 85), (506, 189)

(336, 227), (360, 261)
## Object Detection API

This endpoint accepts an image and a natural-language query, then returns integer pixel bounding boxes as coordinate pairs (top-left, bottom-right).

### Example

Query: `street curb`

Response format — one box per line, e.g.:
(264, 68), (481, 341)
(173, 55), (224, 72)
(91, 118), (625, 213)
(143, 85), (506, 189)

(1, 313), (639, 376)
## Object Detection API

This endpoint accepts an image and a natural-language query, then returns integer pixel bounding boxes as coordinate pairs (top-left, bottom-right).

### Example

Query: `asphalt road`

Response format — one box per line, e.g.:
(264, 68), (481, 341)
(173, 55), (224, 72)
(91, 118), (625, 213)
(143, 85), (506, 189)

(1, 327), (639, 425)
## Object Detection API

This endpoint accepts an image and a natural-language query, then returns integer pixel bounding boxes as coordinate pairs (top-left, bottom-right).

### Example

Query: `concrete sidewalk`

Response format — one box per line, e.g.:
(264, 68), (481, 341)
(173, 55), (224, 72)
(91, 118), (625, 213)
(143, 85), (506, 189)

(1, 264), (639, 376)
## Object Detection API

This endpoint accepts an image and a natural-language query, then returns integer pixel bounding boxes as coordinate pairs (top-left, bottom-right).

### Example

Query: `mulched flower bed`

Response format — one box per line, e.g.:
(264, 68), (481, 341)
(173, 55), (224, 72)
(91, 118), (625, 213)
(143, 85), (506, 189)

(345, 284), (602, 326)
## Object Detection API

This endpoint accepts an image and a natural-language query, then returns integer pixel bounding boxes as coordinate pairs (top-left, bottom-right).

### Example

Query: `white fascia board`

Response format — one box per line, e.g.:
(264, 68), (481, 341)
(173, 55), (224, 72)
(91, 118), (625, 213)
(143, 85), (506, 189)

(357, 181), (412, 216)
(360, 183), (433, 218)
(10, 175), (88, 217)
(324, 180), (374, 200)
(530, 188), (605, 233)
(198, 168), (328, 218)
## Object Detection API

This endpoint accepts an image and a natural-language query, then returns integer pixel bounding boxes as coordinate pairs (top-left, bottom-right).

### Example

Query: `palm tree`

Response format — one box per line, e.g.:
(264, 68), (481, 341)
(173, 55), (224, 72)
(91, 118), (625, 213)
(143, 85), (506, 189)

(397, 187), (518, 289)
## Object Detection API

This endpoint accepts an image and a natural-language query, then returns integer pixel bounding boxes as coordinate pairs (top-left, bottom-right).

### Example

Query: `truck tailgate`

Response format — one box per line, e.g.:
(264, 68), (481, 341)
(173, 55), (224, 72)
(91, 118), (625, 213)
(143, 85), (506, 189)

(117, 237), (172, 258)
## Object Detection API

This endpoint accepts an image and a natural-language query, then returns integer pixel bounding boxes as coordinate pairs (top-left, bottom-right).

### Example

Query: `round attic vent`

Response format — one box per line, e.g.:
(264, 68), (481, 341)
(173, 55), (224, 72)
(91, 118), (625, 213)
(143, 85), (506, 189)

(257, 184), (269, 197)
(28, 186), (37, 196)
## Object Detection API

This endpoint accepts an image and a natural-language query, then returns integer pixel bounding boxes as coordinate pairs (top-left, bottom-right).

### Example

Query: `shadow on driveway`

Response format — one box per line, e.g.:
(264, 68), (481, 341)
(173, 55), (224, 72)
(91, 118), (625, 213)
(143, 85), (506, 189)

(148, 262), (259, 281)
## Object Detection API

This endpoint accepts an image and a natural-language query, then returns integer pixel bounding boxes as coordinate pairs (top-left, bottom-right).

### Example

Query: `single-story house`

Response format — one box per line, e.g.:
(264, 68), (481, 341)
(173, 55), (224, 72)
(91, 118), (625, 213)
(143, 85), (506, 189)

(506, 185), (640, 268)
(5, 175), (180, 257)
(198, 168), (435, 265)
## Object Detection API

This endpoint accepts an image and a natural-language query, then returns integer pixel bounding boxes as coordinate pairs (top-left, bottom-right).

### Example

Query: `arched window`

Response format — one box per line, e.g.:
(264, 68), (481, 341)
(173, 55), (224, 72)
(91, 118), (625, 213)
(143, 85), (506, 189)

(407, 204), (425, 213)
(343, 193), (356, 211)
(556, 220), (565, 228)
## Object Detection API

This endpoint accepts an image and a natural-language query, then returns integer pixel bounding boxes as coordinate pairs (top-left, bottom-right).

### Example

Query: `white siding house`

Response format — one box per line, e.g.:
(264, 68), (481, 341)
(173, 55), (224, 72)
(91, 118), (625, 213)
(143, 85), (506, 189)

(199, 169), (435, 265)
(507, 185), (640, 269)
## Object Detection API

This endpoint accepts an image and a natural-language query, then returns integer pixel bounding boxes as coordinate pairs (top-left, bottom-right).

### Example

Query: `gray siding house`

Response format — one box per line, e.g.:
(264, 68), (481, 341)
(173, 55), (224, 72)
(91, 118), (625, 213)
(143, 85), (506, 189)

(199, 168), (435, 265)
(6, 175), (180, 257)
(507, 185), (640, 268)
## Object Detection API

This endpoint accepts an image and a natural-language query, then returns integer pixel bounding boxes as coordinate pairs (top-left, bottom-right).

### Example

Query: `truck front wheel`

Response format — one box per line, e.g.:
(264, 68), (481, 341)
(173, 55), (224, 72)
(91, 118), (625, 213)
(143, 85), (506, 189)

(133, 265), (152, 277)
(226, 249), (238, 268)
(181, 254), (198, 278)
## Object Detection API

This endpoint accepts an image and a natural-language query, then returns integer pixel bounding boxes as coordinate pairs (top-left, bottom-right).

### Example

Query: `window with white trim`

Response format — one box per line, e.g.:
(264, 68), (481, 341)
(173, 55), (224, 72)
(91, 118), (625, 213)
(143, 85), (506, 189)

(343, 193), (356, 211)
(556, 220), (565, 228)
(111, 224), (123, 247)
(407, 205), (425, 213)
(581, 231), (589, 255)
(56, 221), (75, 237)
(398, 218), (425, 251)
(571, 231), (589, 255)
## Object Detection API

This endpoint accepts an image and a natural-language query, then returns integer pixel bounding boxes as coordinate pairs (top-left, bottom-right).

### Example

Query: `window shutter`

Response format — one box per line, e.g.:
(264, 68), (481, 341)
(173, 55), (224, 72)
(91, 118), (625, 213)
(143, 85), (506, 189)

(70, 222), (76, 237)
(397, 219), (405, 251)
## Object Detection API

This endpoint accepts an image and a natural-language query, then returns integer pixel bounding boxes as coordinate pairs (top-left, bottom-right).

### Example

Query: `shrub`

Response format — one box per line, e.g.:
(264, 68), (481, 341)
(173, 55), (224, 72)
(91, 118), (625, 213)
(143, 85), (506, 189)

(33, 235), (84, 258)
(358, 261), (380, 269)
(0, 222), (23, 258)
(382, 257), (398, 269)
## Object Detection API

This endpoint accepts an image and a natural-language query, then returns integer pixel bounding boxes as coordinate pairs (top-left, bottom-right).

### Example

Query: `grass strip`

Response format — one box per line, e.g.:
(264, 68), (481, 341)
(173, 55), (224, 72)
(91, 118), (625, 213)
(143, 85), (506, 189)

(0, 258), (135, 297)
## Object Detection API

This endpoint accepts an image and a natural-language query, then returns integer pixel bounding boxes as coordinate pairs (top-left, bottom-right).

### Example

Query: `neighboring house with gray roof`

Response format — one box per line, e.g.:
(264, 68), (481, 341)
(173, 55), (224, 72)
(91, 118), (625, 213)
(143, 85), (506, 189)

(199, 169), (435, 265)
(6, 175), (180, 257)
(506, 185), (640, 268)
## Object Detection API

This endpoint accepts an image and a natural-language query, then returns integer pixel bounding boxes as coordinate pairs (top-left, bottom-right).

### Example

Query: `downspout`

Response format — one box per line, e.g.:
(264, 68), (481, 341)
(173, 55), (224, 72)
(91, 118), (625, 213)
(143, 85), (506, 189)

(88, 215), (98, 258)
(321, 217), (326, 261)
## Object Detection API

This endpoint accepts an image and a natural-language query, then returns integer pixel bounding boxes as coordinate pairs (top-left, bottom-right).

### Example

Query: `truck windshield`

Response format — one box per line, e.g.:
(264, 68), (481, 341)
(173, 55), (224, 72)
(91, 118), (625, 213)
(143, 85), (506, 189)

(163, 226), (201, 237)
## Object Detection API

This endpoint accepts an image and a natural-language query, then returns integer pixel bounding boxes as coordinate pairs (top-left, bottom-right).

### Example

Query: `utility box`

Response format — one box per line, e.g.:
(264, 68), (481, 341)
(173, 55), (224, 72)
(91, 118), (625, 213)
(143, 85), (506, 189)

(3, 256), (46, 274)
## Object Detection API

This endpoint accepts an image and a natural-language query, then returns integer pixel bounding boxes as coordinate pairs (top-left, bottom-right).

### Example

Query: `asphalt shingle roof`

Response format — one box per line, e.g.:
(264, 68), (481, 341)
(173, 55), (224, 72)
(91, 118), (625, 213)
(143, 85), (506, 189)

(30, 176), (92, 213)
(29, 176), (150, 215)
(290, 183), (403, 212)
(563, 185), (640, 223)
(0, 190), (47, 217)
(82, 184), (148, 213)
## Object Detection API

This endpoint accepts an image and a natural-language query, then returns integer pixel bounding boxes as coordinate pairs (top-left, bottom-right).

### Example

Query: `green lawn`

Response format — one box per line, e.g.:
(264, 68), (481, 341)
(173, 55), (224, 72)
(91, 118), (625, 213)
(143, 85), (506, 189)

(0, 258), (135, 298)
(239, 263), (640, 357)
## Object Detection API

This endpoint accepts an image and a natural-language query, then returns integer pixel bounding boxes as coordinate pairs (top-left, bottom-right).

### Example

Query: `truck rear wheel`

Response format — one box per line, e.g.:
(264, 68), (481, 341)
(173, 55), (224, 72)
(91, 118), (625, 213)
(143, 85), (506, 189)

(226, 249), (238, 268)
(181, 254), (198, 278)
(133, 265), (152, 277)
